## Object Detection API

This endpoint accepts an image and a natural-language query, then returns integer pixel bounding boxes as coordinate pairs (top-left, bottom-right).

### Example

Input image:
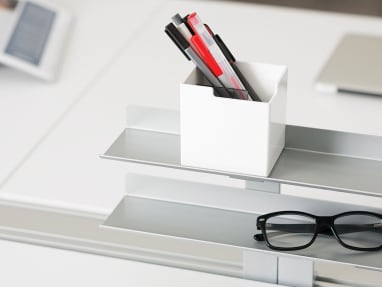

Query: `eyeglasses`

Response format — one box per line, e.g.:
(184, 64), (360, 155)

(254, 211), (382, 251)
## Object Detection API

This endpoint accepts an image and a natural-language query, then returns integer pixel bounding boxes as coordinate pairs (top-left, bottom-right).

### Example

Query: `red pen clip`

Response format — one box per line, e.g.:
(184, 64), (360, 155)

(190, 34), (222, 77)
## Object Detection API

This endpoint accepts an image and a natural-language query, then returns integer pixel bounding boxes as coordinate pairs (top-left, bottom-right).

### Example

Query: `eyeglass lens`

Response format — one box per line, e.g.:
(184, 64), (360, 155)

(334, 214), (382, 249)
(265, 214), (316, 249)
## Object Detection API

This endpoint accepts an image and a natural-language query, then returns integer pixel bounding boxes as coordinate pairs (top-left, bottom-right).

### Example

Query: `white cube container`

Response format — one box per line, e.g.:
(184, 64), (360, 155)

(180, 62), (287, 177)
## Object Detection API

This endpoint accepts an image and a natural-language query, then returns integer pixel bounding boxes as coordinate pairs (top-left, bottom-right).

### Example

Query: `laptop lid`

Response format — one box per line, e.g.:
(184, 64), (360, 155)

(316, 34), (382, 96)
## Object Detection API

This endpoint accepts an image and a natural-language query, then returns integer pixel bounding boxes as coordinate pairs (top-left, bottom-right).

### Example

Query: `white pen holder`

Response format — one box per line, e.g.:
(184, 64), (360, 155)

(180, 61), (288, 177)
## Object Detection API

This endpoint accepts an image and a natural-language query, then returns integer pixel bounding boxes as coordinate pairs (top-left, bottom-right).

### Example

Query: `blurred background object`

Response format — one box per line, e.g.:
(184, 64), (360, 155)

(217, 0), (382, 17)
(0, 0), (17, 10)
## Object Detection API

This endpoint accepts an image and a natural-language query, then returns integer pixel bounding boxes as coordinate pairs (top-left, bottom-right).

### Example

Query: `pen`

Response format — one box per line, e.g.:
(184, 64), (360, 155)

(215, 34), (261, 102)
(187, 12), (249, 100)
(165, 23), (231, 98)
(172, 13), (192, 41)
(190, 33), (223, 78)
(172, 14), (228, 88)
(205, 24), (261, 102)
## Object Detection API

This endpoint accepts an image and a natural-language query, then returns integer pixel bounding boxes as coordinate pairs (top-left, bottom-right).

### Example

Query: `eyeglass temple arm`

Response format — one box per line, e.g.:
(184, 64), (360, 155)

(254, 223), (382, 241)
(261, 223), (382, 234)
(327, 223), (382, 234)
(254, 223), (322, 242)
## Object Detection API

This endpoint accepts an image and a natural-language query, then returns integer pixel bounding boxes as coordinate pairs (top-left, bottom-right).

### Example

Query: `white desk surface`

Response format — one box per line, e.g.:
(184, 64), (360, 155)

(0, 0), (163, 185)
(0, 239), (280, 287)
(2, 0), (382, 213)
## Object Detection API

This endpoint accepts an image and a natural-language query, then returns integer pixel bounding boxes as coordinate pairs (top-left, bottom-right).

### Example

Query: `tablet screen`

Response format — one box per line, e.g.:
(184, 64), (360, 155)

(4, 2), (56, 65)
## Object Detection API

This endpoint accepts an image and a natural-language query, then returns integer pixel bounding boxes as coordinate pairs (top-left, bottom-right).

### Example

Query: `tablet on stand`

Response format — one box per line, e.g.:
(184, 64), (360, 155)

(0, 0), (72, 80)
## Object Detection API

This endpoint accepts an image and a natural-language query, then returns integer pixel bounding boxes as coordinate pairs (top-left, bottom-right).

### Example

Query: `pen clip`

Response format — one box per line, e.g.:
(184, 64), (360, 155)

(182, 14), (194, 35)
(214, 34), (236, 63)
(204, 23), (236, 63)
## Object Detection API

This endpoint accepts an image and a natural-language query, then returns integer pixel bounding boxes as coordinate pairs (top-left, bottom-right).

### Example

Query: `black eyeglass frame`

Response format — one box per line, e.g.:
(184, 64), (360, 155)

(255, 210), (382, 252)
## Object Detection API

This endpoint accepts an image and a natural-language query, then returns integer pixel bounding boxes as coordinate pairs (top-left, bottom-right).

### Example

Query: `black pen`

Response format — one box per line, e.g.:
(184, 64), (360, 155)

(205, 24), (262, 102)
(165, 23), (231, 98)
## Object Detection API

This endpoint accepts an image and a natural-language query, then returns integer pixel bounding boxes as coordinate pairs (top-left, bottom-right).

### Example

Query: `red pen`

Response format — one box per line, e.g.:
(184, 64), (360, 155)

(190, 34), (222, 77)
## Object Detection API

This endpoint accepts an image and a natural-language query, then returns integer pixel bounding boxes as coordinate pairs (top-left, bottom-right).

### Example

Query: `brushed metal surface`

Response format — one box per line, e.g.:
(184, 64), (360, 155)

(102, 125), (382, 197)
(103, 195), (382, 271)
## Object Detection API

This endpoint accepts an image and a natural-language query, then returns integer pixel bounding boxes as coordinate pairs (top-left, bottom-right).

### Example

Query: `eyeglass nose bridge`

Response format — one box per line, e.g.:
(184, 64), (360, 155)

(316, 216), (335, 236)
